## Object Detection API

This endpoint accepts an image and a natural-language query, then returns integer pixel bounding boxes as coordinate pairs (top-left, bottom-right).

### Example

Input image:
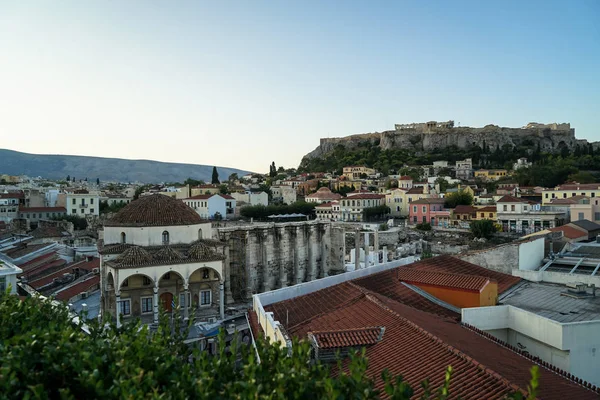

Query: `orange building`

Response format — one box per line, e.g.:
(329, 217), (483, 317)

(396, 268), (498, 308)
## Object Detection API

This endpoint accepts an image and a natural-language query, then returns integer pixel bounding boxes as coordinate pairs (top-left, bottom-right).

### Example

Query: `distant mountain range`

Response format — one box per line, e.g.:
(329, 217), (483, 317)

(0, 149), (253, 183)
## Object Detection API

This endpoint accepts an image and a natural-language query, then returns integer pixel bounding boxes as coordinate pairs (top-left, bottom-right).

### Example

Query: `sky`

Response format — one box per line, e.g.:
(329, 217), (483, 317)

(1, 1), (599, 173)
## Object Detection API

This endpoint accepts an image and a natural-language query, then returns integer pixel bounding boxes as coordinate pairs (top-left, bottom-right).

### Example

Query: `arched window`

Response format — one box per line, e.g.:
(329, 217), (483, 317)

(198, 229), (203, 240)
(120, 232), (126, 244)
(162, 230), (170, 245)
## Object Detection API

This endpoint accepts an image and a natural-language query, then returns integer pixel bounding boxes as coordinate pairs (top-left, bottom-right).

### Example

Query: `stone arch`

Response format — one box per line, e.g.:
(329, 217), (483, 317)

(158, 269), (185, 285)
(189, 266), (222, 283)
(118, 272), (155, 291)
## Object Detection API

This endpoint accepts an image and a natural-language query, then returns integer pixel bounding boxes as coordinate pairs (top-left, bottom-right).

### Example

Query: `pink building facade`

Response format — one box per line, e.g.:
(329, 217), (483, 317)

(409, 198), (446, 225)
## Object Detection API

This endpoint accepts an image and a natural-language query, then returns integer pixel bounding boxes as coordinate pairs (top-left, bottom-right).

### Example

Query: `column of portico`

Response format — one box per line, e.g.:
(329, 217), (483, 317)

(116, 291), (121, 328)
(153, 284), (159, 324)
(219, 282), (225, 320)
(183, 281), (190, 321)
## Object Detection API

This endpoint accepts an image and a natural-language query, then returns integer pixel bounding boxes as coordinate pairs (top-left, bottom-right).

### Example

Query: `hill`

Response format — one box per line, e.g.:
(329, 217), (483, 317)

(0, 149), (252, 183)
(299, 121), (599, 173)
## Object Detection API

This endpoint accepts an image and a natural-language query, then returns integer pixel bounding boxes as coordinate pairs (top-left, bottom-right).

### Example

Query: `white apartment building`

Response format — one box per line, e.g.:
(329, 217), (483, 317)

(61, 191), (101, 217)
(496, 195), (564, 233)
(0, 193), (21, 223)
(230, 191), (268, 207)
(0, 255), (22, 295)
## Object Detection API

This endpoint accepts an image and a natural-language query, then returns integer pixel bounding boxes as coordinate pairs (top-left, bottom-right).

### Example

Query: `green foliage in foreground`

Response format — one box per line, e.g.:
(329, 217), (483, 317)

(0, 292), (539, 399)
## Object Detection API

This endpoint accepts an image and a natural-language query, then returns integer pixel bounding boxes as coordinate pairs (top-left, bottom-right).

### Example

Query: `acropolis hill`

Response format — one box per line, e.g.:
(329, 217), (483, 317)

(302, 121), (597, 161)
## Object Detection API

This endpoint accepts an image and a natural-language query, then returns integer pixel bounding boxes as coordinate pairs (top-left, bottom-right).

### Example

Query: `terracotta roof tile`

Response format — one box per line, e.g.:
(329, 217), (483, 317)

(453, 205), (477, 214)
(410, 198), (445, 205)
(395, 268), (492, 292)
(54, 275), (99, 301)
(105, 194), (206, 227)
(408, 255), (520, 294)
(548, 225), (587, 240)
(406, 187), (424, 194)
(497, 195), (527, 203)
(309, 327), (384, 349)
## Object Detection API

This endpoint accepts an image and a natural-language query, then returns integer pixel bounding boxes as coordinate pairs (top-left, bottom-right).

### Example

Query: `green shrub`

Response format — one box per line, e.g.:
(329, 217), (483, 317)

(415, 222), (432, 231)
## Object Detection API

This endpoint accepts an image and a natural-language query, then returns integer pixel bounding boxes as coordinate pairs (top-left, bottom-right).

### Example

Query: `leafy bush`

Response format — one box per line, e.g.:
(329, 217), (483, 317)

(470, 219), (496, 239)
(363, 205), (391, 221)
(0, 292), (540, 399)
(415, 222), (432, 231)
(444, 191), (473, 208)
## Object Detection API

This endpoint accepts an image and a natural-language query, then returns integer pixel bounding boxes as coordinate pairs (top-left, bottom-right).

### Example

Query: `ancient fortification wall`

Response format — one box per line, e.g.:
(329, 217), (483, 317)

(305, 121), (593, 161)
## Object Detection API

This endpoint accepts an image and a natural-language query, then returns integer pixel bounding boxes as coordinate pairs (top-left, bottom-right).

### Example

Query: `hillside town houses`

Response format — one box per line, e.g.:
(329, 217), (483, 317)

(4, 156), (600, 396)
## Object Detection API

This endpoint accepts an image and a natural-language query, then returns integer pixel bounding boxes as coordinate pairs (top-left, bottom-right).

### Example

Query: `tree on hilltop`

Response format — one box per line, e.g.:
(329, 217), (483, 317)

(211, 166), (220, 184)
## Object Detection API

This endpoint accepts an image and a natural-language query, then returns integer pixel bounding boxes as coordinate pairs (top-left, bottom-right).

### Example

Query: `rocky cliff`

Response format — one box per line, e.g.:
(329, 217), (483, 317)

(302, 123), (596, 161)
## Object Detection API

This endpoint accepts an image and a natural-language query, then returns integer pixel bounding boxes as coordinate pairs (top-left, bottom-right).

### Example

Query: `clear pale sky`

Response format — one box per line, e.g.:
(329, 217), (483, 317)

(1, 1), (599, 173)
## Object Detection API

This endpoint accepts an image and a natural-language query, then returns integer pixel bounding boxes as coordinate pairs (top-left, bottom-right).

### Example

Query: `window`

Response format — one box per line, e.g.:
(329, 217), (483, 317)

(33, 214), (36, 218)
(202, 269), (210, 279)
(563, 193), (567, 198)
(396, 206), (400, 212)
(90, 209), (94, 214)
(489, 213), (493, 218)
(72, 199), (76, 204)
(141, 297), (153, 313)
(593, 193), (596, 198)
(91, 198), (94, 204)
(594, 212), (600, 221)
(119, 299), (131, 316)
(510, 205), (515, 211)
(200, 290), (211, 306)
(81, 209), (84, 214)
(121, 232), (126, 244)
(162, 231), (170, 245)
(46, 213), (49, 218)
(422, 216), (427, 223)
(422, 206), (426, 213)
(122, 278), (129, 287)
(179, 292), (191, 309)
(143, 276), (151, 286)
(523, 206), (527, 211)
(198, 229), (203, 240)
(480, 213), (484, 218)
(503, 205), (507, 211)
(413, 216), (417, 223)
(578, 212), (584, 221)
(72, 209), (76, 214)
(544, 194), (548, 199)
(413, 206), (417, 213)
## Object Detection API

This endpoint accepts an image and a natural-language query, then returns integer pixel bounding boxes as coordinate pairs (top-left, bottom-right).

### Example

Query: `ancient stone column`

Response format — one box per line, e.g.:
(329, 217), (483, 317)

(261, 230), (272, 292)
(354, 229), (361, 270)
(364, 232), (370, 267)
(222, 234), (234, 304)
(374, 229), (380, 265)
(294, 225), (305, 284)
(279, 226), (290, 287)
(245, 231), (255, 299)
(219, 282), (225, 320)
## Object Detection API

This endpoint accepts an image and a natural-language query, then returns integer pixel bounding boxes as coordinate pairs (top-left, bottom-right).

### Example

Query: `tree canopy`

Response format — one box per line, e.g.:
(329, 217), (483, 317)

(444, 190), (473, 208)
(0, 292), (540, 399)
(211, 167), (220, 184)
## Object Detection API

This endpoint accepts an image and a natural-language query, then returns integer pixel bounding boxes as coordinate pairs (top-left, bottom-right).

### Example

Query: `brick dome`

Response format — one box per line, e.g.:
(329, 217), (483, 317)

(105, 194), (205, 227)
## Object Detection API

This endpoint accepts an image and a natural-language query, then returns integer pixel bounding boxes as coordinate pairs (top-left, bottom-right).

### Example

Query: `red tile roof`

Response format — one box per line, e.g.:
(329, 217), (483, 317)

(549, 198), (578, 205)
(19, 207), (66, 213)
(548, 225), (587, 240)
(453, 205), (476, 214)
(268, 289), (597, 399)
(477, 206), (497, 212)
(105, 194), (205, 227)
(408, 255), (521, 294)
(497, 195), (527, 203)
(410, 198), (445, 205)
(406, 187), (424, 194)
(346, 193), (385, 200)
(28, 258), (99, 289)
(54, 275), (100, 301)
(315, 201), (337, 208)
(555, 183), (600, 190)
(306, 187), (342, 200)
(309, 327), (384, 349)
(395, 268), (492, 292)
(0, 192), (24, 199)
(398, 176), (412, 180)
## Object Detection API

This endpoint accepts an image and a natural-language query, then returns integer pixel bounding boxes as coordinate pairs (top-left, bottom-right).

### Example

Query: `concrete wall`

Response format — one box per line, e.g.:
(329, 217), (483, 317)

(518, 238), (545, 270)
(512, 269), (600, 286)
(463, 305), (600, 386)
(459, 238), (544, 274)
(104, 223), (212, 246)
